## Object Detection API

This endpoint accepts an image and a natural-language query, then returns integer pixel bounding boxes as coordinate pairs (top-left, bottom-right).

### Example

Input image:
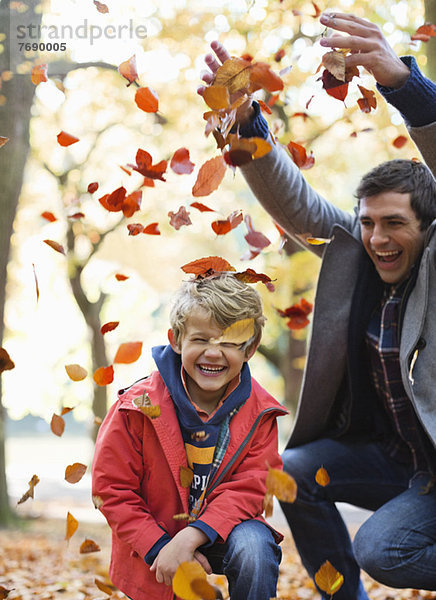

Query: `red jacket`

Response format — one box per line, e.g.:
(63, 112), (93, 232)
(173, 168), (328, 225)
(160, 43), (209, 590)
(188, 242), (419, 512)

(92, 370), (287, 600)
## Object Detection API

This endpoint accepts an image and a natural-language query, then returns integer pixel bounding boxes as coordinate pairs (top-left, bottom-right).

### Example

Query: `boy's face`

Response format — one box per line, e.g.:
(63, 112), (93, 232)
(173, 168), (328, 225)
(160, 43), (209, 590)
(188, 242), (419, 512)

(359, 191), (425, 285)
(169, 308), (256, 412)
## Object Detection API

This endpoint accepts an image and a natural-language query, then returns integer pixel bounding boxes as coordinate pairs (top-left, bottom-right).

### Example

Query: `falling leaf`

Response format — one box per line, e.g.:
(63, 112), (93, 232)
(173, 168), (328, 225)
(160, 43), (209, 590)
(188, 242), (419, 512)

(80, 539), (101, 554)
(315, 466), (330, 487)
(245, 230), (271, 250)
(118, 54), (137, 86)
(0, 137), (9, 148)
(274, 48), (285, 62)
(65, 363), (88, 381)
(87, 181), (99, 194)
(101, 321), (119, 335)
(17, 475), (40, 505)
(68, 211), (85, 219)
(114, 341), (142, 364)
(411, 23), (436, 42)
(57, 131), (79, 147)
(43, 239), (65, 255)
(287, 141), (315, 170)
(65, 511), (79, 541)
(277, 298), (313, 330)
(211, 209), (243, 236)
(61, 406), (74, 416)
(41, 211), (57, 222)
(127, 223), (144, 236)
(170, 148), (195, 175)
(234, 268), (272, 285)
(322, 51), (346, 82)
(31, 63), (48, 85)
(306, 236), (331, 245)
(0, 347), (15, 374)
(321, 70), (349, 102)
(181, 256), (235, 277)
(214, 57), (252, 94)
(93, 0), (109, 13)
(143, 222), (161, 235)
(173, 560), (209, 600)
(50, 413), (65, 437)
(192, 155), (226, 197)
(32, 263), (39, 303)
(190, 201), (215, 213)
(249, 61), (284, 93)
(169, 206), (192, 230)
(95, 578), (114, 596)
(357, 85), (377, 113)
(130, 149), (167, 181)
(135, 87), (159, 112)
(203, 84), (230, 110)
(314, 561), (344, 596)
(115, 273), (129, 281)
(393, 135), (408, 149)
(258, 99), (272, 114)
(93, 365), (114, 386)
(65, 462), (87, 484)
(212, 318), (254, 346)
(180, 466), (194, 488)
(266, 467), (297, 503)
(98, 186), (126, 212)
(92, 494), (104, 509)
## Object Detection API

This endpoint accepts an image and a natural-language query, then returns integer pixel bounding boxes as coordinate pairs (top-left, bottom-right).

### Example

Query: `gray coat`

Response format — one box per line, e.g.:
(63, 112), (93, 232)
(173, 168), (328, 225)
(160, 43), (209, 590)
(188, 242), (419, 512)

(241, 121), (436, 450)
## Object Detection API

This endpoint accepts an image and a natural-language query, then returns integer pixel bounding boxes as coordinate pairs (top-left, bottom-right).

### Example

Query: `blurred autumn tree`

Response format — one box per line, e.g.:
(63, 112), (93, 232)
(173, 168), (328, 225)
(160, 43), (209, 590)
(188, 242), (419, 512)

(0, 0), (433, 525)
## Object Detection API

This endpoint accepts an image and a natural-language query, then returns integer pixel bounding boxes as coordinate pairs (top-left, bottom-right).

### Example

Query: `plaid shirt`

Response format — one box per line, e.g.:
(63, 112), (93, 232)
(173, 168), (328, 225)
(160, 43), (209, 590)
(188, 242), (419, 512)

(366, 280), (435, 475)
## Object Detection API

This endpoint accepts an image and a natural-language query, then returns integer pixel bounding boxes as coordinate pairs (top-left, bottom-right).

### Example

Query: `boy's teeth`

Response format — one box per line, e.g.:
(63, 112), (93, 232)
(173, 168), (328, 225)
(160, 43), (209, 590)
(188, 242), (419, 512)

(199, 365), (224, 372)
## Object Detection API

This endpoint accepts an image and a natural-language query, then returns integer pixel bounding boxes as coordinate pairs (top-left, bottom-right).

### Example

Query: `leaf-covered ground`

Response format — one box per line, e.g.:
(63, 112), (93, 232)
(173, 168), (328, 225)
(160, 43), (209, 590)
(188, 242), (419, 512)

(1, 517), (436, 600)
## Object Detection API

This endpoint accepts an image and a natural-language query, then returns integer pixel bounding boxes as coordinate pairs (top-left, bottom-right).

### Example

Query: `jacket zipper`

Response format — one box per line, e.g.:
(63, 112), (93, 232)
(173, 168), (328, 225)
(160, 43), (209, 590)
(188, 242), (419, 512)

(203, 407), (287, 499)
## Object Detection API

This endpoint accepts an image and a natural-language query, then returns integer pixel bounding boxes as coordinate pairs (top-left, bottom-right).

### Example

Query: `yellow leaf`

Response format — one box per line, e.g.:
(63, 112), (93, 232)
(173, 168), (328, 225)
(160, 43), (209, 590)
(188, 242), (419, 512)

(65, 462), (87, 484)
(322, 50), (346, 82)
(212, 318), (254, 346)
(191, 578), (217, 600)
(306, 237), (331, 246)
(266, 467), (297, 503)
(315, 560), (344, 596)
(173, 513), (196, 522)
(315, 466), (330, 487)
(252, 137), (272, 159)
(214, 57), (251, 94)
(180, 466), (194, 488)
(173, 560), (207, 600)
(263, 492), (274, 518)
(95, 577), (115, 596)
(65, 511), (78, 541)
(203, 85), (230, 110)
(65, 363), (88, 381)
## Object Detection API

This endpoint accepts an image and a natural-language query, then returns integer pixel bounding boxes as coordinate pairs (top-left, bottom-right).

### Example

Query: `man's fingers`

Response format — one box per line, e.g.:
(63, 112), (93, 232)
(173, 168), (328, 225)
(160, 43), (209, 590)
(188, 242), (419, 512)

(210, 40), (231, 63)
(194, 550), (212, 574)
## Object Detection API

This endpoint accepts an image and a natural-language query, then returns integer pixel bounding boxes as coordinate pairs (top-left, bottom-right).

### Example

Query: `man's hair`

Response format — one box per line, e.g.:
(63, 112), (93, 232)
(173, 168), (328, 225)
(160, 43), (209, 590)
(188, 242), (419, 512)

(169, 274), (265, 353)
(355, 159), (436, 230)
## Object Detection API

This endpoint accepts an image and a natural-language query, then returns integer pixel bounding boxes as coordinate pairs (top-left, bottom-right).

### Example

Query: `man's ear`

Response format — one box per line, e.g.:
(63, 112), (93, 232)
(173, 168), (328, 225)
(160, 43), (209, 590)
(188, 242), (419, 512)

(168, 328), (181, 354)
(244, 339), (259, 362)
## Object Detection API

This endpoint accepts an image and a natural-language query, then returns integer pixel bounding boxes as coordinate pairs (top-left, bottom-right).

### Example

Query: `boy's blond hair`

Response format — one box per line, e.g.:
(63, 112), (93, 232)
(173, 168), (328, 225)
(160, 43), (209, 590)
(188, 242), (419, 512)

(169, 274), (265, 353)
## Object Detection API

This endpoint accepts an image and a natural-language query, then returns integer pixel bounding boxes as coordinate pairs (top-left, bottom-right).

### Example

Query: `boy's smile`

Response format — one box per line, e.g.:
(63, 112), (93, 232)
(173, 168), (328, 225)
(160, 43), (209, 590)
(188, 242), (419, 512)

(169, 309), (255, 414)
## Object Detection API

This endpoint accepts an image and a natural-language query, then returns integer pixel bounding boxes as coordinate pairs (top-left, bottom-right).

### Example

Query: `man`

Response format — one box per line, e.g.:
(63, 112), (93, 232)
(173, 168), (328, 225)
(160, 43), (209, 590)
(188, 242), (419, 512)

(199, 12), (436, 599)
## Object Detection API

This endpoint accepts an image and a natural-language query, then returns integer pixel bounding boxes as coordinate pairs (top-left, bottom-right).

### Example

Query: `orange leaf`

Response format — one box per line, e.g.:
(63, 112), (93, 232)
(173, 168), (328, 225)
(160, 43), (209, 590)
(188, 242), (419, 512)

(169, 206), (192, 230)
(101, 321), (119, 335)
(287, 141), (315, 170)
(411, 23), (436, 42)
(315, 466), (330, 487)
(50, 413), (65, 437)
(65, 462), (87, 484)
(192, 156), (226, 197)
(277, 298), (313, 330)
(93, 0), (109, 13)
(115, 273), (129, 281)
(127, 223), (144, 236)
(322, 51), (346, 82)
(393, 135), (408, 149)
(234, 268), (272, 285)
(65, 363), (88, 381)
(93, 365), (114, 386)
(0, 137), (9, 148)
(61, 406), (74, 416)
(135, 87), (159, 112)
(306, 236), (331, 246)
(181, 256), (235, 277)
(265, 467), (297, 503)
(357, 85), (377, 113)
(249, 61), (284, 93)
(180, 466), (194, 488)
(191, 578), (216, 600)
(43, 239), (65, 255)
(65, 511), (79, 541)
(87, 181), (99, 194)
(118, 54), (137, 86)
(31, 63), (48, 85)
(211, 219), (231, 235)
(95, 578), (114, 595)
(172, 561), (208, 600)
(131, 149), (167, 181)
(32, 262), (39, 303)
(41, 211), (57, 223)
(173, 512), (196, 522)
(143, 222), (161, 235)
(170, 148), (195, 175)
(314, 560), (344, 596)
(0, 347), (15, 374)
(190, 201), (215, 213)
(263, 492), (274, 518)
(114, 341), (142, 364)
(98, 186), (127, 212)
(57, 131), (79, 147)
(80, 538), (101, 554)
(17, 474), (39, 505)
(203, 85), (230, 110)
(0, 585), (13, 598)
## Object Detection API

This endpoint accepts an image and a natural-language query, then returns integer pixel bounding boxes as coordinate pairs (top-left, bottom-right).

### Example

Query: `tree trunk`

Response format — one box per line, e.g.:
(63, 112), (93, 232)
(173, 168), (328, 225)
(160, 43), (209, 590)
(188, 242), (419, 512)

(0, 0), (41, 525)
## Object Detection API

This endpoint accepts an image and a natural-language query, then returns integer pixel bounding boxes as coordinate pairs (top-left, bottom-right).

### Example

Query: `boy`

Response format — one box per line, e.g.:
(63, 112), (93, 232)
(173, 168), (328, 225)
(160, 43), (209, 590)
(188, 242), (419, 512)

(92, 272), (288, 600)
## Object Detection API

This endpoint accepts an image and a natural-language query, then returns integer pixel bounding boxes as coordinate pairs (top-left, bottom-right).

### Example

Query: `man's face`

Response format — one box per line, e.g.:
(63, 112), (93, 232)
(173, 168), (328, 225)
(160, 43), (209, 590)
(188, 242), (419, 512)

(359, 191), (425, 285)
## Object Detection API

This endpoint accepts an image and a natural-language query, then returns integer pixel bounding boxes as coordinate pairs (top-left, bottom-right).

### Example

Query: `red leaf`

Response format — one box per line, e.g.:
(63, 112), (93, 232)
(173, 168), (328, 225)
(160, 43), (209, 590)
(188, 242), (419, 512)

(118, 55), (138, 86)
(43, 239), (65, 255)
(211, 219), (232, 235)
(170, 148), (195, 175)
(249, 61), (284, 93)
(127, 223), (144, 236)
(87, 181), (99, 194)
(287, 141), (315, 170)
(122, 190), (142, 218)
(135, 87), (159, 112)
(50, 413), (65, 437)
(234, 268), (272, 284)
(192, 156), (226, 197)
(131, 149), (167, 181)
(169, 206), (192, 230)
(190, 201), (215, 213)
(98, 186), (126, 212)
(0, 348), (15, 374)
(321, 69), (349, 102)
(244, 230), (271, 250)
(93, 365), (114, 386)
(41, 211), (57, 223)
(57, 131), (79, 147)
(278, 298), (313, 330)
(274, 48), (285, 62)
(115, 273), (129, 281)
(258, 99), (272, 114)
(357, 85), (377, 113)
(411, 23), (436, 42)
(31, 63), (48, 85)
(181, 256), (235, 276)
(101, 321), (119, 335)
(143, 222), (161, 235)
(114, 342), (143, 364)
(32, 263), (39, 303)
(393, 135), (408, 149)
(68, 212), (85, 219)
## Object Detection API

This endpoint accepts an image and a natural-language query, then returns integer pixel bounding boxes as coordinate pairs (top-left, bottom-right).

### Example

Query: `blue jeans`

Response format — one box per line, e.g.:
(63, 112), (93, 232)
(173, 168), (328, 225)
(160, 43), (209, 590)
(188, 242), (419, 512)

(202, 519), (282, 600)
(281, 438), (436, 599)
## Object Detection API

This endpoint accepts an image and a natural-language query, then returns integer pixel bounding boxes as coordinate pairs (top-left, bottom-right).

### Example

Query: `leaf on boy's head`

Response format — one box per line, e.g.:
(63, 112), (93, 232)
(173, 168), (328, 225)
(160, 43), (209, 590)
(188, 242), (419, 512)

(211, 318), (254, 346)
(173, 560), (210, 600)
(181, 256), (235, 277)
(266, 466), (297, 503)
(314, 560), (344, 596)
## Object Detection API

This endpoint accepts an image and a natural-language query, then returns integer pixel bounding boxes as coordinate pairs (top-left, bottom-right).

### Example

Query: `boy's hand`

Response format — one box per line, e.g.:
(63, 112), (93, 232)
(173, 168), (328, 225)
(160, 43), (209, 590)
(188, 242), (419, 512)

(319, 12), (410, 89)
(150, 527), (212, 586)
(197, 40), (255, 126)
